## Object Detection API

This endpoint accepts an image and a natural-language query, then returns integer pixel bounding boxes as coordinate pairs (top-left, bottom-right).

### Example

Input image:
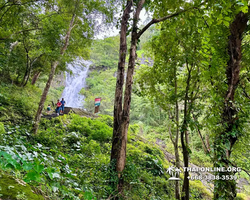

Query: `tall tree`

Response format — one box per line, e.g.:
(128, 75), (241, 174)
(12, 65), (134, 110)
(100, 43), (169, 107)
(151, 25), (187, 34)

(0, 0), (45, 83)
(213, 9), (249, 200)
(33, 12), (76, 134)
(196, 1), (250, 198)
(136, 13), (203, 199)
(111, 0), (204, 195)
(33, 0), (114, 134)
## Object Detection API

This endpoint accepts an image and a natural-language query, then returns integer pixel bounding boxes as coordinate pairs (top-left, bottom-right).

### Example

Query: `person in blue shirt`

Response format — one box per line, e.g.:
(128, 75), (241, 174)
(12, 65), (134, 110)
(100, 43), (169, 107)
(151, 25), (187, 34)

(60, 98), (66, 114)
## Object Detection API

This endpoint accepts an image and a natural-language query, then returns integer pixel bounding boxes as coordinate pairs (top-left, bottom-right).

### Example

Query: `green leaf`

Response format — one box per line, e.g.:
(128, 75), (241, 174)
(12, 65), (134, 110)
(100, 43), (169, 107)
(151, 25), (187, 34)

(223, 20), (230, 27)
(225, 141), (230, 150)
(22, 162), (33, 171)
(24, 171), (40, 182)
(84, 191), (95, 200)
(241, 5), (249, 13)
(236, 2), (245, 6)
(33, 163), (44, 173)
(224, 17), (231, 22)
(46, 167), (55, 180)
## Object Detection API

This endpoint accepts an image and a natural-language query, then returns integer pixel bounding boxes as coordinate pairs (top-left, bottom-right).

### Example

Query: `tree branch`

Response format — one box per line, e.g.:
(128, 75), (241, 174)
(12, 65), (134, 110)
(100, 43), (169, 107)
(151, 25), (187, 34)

(60, 13), (76, 55)
(0, 28), (42, 40)
(168, 121), (175, 145)
(192, 114), (210, 155)
(137, 3), (204, 39)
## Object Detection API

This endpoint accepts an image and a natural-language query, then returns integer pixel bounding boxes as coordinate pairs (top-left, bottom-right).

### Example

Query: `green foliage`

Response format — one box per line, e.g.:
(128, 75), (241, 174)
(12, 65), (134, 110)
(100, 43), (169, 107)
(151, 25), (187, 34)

(0, 122), (5, 134)
(0, 172), (43, 200)
(90, 36), (120, 68)
(190, 151), (212, 168)
(0, 110), (218, 200)
(235, 193), (248, 200)
(84, 68), (117, 115)
(189, 180), (213, 199)
(0, 82), (64, 123)
(1, 1), (250, 199)
(96, 114), (113, 128)
(68, 114), (112, 142)
(0, 0), (116, 88)
(0, 83), (41, 122)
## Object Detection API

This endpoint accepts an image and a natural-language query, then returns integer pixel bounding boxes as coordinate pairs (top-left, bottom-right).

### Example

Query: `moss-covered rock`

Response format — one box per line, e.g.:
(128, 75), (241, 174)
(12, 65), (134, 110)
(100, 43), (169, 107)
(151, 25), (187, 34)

(0, 173), (44, 200)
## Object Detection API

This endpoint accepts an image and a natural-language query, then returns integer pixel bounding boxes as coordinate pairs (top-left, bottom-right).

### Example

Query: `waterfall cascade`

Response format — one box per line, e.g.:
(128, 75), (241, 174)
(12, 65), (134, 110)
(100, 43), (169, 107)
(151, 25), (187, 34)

(61, 59), (92, 108)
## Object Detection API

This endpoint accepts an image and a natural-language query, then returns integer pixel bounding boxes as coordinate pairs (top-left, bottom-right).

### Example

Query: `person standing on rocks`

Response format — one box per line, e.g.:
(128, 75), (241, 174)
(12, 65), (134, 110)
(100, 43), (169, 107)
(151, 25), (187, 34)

(60, 98), (66, 114)
(56, 99), (62, 116)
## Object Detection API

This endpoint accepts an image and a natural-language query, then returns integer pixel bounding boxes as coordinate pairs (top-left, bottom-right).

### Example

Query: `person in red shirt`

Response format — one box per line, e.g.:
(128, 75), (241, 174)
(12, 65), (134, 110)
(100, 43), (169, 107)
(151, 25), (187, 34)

(56, 99), (62, 116)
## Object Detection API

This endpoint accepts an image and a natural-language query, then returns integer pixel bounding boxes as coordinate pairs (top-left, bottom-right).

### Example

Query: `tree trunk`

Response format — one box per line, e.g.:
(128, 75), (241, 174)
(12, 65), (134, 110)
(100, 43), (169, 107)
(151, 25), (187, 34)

(181, 61), (192, 200)
(110, 0), (132, 188)
(193, 115), (209, 154)
(23, 64), (32, 87)
(197, 129), (208, 154)
(110, 0), (200, 197)
(174, 143), (180, 199)
(174, 66), (180, 200)
(181, 128), (189, 200)
(33, 61), (58, 133)
(21, 50), (30, 87)
(33, 13), (76, 134)
(31, 71), (41, 85)
(110, 0), (145, 195)
(206, 134), (210, 152)
(214, 11), (248, 200)
(168, 119), (180, 200)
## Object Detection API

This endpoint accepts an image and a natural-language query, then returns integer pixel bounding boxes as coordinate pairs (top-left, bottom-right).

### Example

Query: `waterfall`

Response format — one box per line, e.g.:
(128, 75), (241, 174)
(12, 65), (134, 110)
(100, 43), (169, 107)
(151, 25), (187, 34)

(61, 59), (92, 108)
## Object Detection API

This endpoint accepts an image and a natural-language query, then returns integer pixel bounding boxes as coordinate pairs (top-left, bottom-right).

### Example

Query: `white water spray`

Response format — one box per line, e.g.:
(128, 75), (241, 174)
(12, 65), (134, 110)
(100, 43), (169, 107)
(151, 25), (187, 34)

(61, 59), (92, 108)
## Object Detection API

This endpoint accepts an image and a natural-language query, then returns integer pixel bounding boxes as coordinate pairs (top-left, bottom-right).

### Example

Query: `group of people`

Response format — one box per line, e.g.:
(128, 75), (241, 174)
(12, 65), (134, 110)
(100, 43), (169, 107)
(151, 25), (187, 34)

(47, 98), (66, 116)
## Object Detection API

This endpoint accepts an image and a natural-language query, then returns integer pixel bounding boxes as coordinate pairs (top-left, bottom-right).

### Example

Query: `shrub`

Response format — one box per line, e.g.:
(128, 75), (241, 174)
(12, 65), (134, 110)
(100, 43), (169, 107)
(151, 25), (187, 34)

(96, 114), (113, 128)
(235, 193), (247, 200)
(0, 122), (5, 134)
(68, 115), (112, 142)
(81, 140), (101, 157)
(190, 180), (213, 200)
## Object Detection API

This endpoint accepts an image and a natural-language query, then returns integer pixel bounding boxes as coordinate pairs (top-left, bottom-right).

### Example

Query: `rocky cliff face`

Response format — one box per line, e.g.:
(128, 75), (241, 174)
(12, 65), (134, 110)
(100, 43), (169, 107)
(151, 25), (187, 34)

(138, 54), (154, 66)
(51, 72), (66, 89)
(88, 64), (110, 73)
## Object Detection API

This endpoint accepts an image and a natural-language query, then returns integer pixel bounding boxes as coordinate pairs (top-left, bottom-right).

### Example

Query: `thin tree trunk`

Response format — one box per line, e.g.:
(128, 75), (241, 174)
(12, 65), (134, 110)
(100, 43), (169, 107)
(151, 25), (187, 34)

(174, 66), (180, 200)
(23, 57), (40, 87)
(31, 71), (41, 85)
(181, 129), (189, 200)
(33, 13), (76, 134)
(214, 11), (248, 200)
(206, 135), (210, 152)
(181, 61), (191, 200)
(21, 49), (30, 87)
(33, 61), (58, 133)
(192, 115), (209, 154)
(197, 128), (208, 154)
(169, 121), (180, 200)
(29, 54), (44, 85)
(174, 143), (180, 199)
(23, 64), (32, 86)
